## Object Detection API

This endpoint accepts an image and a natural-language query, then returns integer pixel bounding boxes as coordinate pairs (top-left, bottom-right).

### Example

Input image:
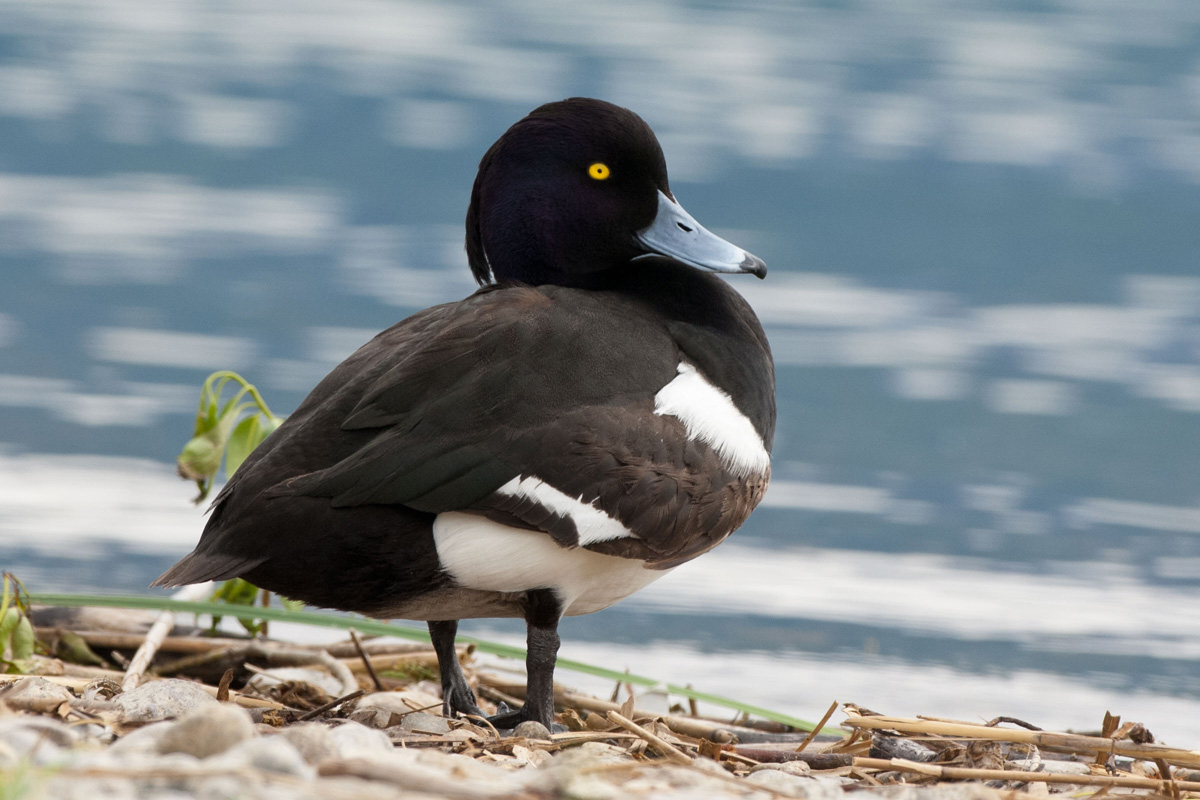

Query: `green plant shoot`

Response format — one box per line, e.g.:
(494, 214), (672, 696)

(1, 573), (35, 673)
(177, 371), (283, 504)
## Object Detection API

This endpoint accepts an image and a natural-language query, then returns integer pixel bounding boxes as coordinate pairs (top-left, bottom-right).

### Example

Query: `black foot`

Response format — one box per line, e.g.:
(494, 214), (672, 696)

(487, 702), (567, 734)
(442, 676), (486, 720)
(429, 619), (485, 719)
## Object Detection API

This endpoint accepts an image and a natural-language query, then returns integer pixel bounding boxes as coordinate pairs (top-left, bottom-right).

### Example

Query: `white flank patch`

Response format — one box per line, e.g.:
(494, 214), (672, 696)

(653, 362), (770, 477)
(432, 512), (668, 616)
(495, 475), (633, 545)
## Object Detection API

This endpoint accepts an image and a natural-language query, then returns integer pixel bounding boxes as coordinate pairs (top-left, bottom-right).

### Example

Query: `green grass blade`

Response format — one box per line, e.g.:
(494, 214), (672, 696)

(31, 592), (824, 730)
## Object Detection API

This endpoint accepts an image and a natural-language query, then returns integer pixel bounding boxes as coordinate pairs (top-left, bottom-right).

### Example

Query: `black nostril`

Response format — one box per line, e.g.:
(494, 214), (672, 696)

(676, 222), (693, 233)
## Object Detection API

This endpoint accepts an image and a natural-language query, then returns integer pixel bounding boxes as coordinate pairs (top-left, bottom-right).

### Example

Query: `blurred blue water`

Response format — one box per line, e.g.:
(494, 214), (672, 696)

(1, 0), (1198, 735)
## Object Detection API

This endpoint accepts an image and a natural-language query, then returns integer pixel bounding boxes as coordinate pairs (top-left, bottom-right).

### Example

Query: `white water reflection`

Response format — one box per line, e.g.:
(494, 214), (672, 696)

(637, 541), (1200, 649)
(2, 1), (1199, 181)
(0, 455), (200, 553)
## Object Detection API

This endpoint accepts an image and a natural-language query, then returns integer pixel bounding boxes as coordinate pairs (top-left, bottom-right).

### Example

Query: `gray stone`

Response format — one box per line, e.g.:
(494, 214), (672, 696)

(44, 775), (138, 800)
(0, 716), (81, 767)
(550, 740), (632, 767)
(618, 763), (746, 798)
(745, 768), (819, 798)
(744, 773), (853, 800)
(847, 786), (1009, 800)
(0, 715), (80, 749)
(549, 774), (623, 800)
(326, 720), (394, 758)
(690, 756), (732, 775)
(186, 775), (246, 799)
(209, 735), (314, 779)
(279, 722), (339, 764)
(529, 742), (637, 797)
(353, 690), (443, 728)
(108, 720), (173, 755)
(397, 711), (451, 734)
(113, 679), (216, 722)
(156, 703), (256, 758)
(2, 676), (74, 713)
(511, 720), (552, 740)
(750, 760), (812, 776)
(373, 746), (525, 795)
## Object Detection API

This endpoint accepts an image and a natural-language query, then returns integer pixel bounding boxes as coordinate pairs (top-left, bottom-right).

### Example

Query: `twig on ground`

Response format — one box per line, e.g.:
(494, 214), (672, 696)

(121, 583), (213, 691)
(844, 712), (1200, 770)
(348, 628), (384, 692)
(796, 699), (839, 752)
(852, 756), (1200, 791)
(608, 710), (693, 765)
(480, 673), (802, 743)
(296, 689), (365, 722)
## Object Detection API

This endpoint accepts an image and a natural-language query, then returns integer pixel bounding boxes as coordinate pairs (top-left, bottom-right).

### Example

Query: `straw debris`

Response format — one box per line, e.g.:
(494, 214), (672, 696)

(0, 607), (1196, 799)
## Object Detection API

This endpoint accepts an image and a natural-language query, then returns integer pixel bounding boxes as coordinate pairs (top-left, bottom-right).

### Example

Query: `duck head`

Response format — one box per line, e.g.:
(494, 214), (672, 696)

(466, 97), (766, 288)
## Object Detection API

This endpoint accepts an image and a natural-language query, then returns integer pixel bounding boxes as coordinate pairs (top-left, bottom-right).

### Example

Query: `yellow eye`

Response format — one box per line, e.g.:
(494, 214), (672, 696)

(588, 162), (611, 180)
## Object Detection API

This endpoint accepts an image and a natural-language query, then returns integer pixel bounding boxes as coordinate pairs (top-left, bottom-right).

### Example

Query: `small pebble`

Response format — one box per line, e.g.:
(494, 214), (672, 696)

(326, 719), (394, 758)
(690, 756), (730, 775)
(280, 722), (339, 764)
(113, 679), (216, 722)
(550, 740), (632, 768)
(156, 703), (256, 758)
(399, 711), (452, 734)
(745, 768), (816, 798)
(209, 735), (314, 778)
(3, 676), (73, 713)
(108, 721), (173, 755)
(0, 717), (82, 768)
(511, 720), (552, 740)
(0, 715), (79, 749)
(44, 775), (138, 800)
(353, 690), (443, 728)
(750, 760), (812, 776)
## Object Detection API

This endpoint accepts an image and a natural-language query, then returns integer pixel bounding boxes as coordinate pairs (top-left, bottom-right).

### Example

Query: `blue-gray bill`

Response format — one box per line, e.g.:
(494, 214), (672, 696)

(634, 190), (766, 278)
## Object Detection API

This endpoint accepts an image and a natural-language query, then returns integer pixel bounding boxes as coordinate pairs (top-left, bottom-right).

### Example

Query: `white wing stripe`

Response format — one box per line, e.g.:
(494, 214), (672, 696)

(495, 475), (634, 545)
(653, 362), (770, 477)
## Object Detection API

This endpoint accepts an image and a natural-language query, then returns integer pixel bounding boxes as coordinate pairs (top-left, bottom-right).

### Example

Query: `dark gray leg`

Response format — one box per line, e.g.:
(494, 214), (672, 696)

(488, 589), (562, 729)
(428, 619), (484, 719)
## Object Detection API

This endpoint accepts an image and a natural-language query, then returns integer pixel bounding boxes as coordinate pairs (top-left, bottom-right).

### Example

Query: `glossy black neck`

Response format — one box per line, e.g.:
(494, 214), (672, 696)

(610, 258), (777, 447)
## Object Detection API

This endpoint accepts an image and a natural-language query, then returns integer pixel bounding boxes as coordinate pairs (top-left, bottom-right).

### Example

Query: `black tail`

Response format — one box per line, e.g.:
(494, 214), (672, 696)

(151, 551), (265, 588)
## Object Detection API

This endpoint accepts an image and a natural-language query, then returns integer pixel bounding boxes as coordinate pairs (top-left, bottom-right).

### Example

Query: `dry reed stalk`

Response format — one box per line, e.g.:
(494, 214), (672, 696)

(336, 649), (452, 675)
(607, 710), (693, 765)
(39, 630), (256, 655)
(548, 731), (641, 746)
(121, 583), (213, 691)
(796, 699), (838, 752)
(347, 629), (384, 692)
(479, 673), (754, 741)
(0, 674), (92, 690)
(852, 756), (1200, 792)
(844, 713), (1200, 770)
(59, 662), (126, 680)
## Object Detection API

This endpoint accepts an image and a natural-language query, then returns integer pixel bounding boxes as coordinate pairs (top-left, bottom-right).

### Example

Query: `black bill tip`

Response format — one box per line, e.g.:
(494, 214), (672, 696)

(742, 253), (767, 279)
